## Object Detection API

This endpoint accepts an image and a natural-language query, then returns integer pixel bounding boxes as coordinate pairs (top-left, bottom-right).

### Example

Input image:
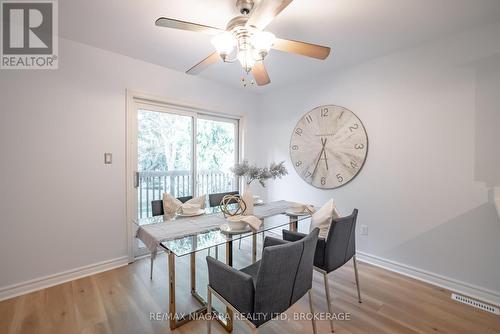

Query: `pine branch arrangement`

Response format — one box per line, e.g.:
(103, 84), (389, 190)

(231, 160), (288, 187)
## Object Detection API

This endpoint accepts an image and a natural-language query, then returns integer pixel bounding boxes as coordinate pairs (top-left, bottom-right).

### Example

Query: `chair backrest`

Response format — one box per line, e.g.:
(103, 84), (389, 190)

(253, 229), (319, 326)
(324, 209), (358, 272)
(290, 228), (320, 304)
(151, 196), (193, 217)
(208, 191), (239, 208)
(177, 196), (193, 204)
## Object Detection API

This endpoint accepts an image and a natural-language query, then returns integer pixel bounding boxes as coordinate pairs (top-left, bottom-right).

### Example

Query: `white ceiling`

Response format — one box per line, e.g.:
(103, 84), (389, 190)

(60, 0), (500, 90)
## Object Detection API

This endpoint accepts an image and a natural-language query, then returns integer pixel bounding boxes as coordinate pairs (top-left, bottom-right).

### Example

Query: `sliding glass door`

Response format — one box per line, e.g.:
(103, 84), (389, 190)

(133, 100), (239, 256)
(196, 115), (239, 196)
(137, 106), (194, 218)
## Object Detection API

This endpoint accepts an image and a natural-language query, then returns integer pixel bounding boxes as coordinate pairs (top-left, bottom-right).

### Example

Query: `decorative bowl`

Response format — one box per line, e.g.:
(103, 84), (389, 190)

(225, 215), (248, 230)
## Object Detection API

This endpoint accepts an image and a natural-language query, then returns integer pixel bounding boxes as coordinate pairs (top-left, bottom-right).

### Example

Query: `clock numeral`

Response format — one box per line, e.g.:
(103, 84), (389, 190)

(354, 143), (365, 149)
(350, 161), (358, 169)
(295, 161), (302, 167)
(295, 128), (303, 136)
(305, 171), (312, 178)
(349, 123), (359, 132)
(321, 107), (329, 117)
(305, 115), (313, 123)
(336, 174), (343, 183)
(292, 145), (299, 150)
(321, 177), (326, 185)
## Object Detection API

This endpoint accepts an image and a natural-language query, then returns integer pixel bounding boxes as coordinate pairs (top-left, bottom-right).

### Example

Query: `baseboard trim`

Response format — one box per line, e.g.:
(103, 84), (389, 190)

(356, 251), (500, 307)
(0, 256), (129, 301)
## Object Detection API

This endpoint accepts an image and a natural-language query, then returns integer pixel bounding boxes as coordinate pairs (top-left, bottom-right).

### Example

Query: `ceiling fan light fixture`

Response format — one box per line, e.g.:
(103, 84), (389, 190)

(157, 0), (331, 86)
(211, 32), (236, 59)
(250, 31), (275, 57)
(237, 49), (256, 73)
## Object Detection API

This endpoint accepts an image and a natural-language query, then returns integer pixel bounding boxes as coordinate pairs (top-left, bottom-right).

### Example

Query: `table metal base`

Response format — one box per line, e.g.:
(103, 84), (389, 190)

(167, 238), (234, 332)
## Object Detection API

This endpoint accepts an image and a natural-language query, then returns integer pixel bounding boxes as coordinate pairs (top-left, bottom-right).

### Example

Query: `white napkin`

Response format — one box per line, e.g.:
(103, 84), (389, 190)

(240, 215), (263, 231)
(162, 193), (206, 216)
(290, 202), (316, 214)
(180, 203), (201, 214)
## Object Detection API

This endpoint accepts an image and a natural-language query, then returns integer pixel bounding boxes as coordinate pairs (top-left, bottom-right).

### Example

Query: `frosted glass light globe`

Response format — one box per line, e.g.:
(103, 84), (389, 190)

(211, 32), (236, 57)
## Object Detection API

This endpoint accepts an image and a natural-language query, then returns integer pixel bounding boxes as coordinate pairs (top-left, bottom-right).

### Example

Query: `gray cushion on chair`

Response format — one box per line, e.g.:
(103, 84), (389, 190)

(206, 230), (319, 328)
(281, 230), (306, 242)
(282, 230), (326, 268)
(322, 209), (358, 273)
(314, 238), (326, 267)
(283, 210), (359, 274)
(263, 236), (289, 248)
(290, 228), (319, 304)
(252, 240), (303, 326)
(240, 261), (261, 282)
(206, 256), (255, 315)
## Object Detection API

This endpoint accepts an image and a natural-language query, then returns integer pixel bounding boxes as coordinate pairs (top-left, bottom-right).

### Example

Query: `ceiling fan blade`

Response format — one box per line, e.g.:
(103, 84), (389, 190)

(155, 17), (223, 35)
(251, 61), (271, 86)
(186, 52), (220, 75)
(272, 38), (331, 59)
(246, 0), (294, 30)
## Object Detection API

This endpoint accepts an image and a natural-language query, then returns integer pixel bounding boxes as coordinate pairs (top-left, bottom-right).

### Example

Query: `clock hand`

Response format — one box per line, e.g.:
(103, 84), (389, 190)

(312, 138), (328, 177)
(320, 138), (329, 171)
(311, 147), (324, 178)
(323, 150), (329, 171)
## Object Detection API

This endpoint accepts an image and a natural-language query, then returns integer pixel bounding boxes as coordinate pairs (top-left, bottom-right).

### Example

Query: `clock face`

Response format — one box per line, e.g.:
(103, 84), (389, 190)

(290, 105), (368, 189)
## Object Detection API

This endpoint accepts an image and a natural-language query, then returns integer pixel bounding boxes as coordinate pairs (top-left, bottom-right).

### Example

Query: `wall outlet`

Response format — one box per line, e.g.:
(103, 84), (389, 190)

(360, 225), (368, 236)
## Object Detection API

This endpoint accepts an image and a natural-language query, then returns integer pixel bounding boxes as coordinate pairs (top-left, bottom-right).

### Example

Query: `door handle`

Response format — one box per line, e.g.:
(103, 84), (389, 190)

(134, 172), (140, 188)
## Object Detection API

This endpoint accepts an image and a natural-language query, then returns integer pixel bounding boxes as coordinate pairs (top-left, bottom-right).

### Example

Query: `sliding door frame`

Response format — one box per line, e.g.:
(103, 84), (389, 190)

(126, 90), (244, 262)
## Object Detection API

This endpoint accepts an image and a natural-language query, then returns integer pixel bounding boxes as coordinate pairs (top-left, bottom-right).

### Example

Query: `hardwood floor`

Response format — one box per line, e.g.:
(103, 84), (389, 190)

(1, 244), (499, 334)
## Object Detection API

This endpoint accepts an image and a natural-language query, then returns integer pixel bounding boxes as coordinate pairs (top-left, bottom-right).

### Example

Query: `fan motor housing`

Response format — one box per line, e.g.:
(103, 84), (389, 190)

(236, 0), (254, 15)
(226, 16), (249, 31)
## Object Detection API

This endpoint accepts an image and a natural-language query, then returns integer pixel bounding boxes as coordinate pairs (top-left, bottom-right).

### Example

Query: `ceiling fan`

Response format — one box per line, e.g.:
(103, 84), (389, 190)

(155, 0), (331, 86)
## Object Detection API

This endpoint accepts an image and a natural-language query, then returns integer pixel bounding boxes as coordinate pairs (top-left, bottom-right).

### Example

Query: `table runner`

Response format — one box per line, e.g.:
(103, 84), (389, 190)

(136, 214), (226, 259)
(136, 200), (296, 258)
(253, 200), (295, 219)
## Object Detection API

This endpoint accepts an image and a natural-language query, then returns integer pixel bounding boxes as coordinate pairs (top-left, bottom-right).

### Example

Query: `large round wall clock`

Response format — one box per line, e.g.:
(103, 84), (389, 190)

(290, 105), (368, 189)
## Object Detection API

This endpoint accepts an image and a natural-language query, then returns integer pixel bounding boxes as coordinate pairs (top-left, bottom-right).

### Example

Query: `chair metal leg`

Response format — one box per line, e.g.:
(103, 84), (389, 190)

(150, 256), (153, 280)
(207, 287), (212, 334)
(190, 252), (196, 294)
(323, 273), (335, 332)
(353, 256), (362, 303)
(308, 289), (317, 334)
(252, 234), (257, 263)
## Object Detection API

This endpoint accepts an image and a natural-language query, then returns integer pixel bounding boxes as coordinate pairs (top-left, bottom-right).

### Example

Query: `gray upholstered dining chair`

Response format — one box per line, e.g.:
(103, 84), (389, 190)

(282, 209), (360, 333)
(208, 191), (239, 208)
(151, 196), (193, 217)
(148, 196), (193, 279)
(206, 228), (320, 334)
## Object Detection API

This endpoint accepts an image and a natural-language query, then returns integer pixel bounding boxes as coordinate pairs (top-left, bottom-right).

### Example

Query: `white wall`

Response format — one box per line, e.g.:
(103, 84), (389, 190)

(0, 38), (261, 295)
(1, 21), (500, 305)
(257, 22), (500, 303)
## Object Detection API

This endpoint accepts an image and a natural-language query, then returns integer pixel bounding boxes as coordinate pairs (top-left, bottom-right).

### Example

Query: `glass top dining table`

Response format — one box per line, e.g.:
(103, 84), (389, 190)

(134, 200), (313, 331)
(136, 201), (312, 257)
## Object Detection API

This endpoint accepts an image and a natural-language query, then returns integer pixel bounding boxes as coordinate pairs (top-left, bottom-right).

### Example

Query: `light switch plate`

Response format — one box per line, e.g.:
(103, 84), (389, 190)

(104, 153), (112, 164)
